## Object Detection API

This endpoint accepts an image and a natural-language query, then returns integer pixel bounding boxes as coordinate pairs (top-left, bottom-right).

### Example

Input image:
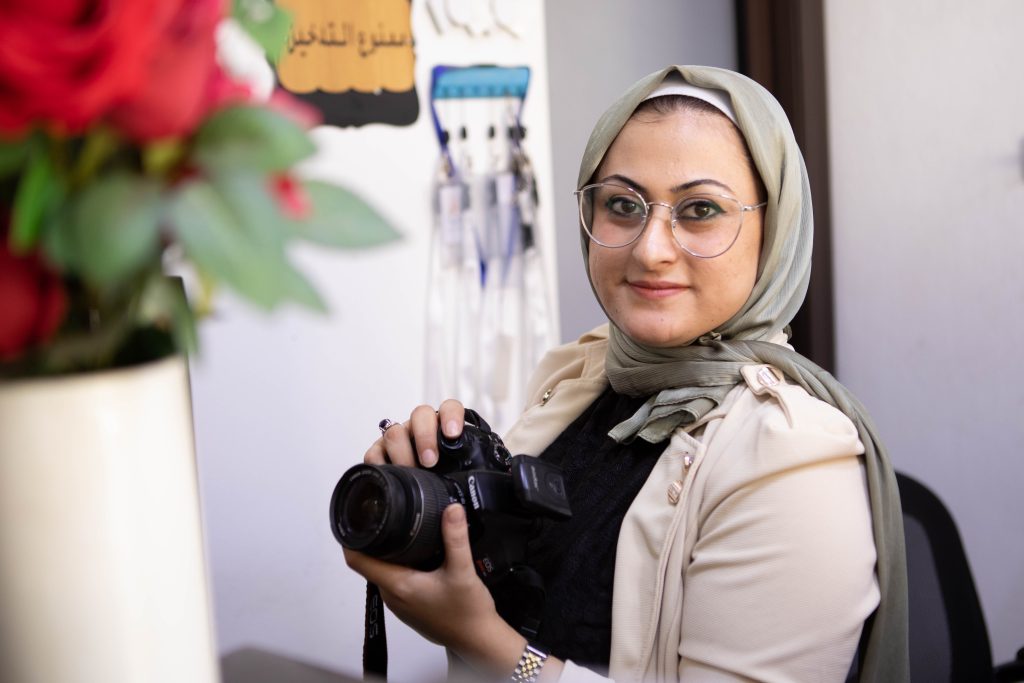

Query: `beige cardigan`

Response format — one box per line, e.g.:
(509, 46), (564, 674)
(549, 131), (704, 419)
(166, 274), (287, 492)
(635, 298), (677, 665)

(502, 326), (879, 683)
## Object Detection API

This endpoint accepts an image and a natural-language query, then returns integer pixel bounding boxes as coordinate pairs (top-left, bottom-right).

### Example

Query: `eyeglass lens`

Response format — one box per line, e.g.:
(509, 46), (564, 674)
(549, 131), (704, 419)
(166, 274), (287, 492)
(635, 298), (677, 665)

(578, 184), (745, 258)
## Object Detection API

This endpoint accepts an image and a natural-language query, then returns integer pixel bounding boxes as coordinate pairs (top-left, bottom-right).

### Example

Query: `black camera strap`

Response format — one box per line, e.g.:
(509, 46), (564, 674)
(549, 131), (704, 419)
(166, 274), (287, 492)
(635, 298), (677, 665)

(363, 581), (387, 679)
(492, 566), (546, 640)
(361, 571), (546, 681)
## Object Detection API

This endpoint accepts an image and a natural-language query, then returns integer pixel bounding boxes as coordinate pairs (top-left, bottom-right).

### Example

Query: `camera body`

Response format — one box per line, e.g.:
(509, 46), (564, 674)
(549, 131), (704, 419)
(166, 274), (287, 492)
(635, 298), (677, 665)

(330, 410), (571, 635)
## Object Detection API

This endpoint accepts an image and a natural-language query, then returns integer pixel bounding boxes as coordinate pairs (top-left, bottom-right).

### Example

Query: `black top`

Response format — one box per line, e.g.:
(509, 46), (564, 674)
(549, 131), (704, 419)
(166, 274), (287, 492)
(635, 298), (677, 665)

(526, 386), (667, 673)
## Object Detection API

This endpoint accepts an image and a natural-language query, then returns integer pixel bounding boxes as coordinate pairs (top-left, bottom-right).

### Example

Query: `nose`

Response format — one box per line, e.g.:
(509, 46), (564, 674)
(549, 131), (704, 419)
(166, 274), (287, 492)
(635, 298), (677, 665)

(632, 203), (679, 264)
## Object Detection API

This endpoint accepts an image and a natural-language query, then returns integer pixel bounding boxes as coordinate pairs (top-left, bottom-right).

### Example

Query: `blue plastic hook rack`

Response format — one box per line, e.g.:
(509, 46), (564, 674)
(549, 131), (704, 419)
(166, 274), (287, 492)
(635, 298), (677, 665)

(430, 65), (530, 100)
(429, 65), (531, 168)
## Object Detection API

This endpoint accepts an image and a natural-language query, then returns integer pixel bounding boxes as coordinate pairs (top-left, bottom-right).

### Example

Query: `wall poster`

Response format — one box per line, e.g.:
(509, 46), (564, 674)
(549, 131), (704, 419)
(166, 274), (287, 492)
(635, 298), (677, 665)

(276, 0), (418, 127)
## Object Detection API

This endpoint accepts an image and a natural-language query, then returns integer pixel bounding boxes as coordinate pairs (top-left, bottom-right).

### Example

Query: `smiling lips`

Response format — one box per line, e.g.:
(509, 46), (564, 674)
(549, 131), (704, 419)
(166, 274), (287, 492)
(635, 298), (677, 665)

(628, 280), (690, 299)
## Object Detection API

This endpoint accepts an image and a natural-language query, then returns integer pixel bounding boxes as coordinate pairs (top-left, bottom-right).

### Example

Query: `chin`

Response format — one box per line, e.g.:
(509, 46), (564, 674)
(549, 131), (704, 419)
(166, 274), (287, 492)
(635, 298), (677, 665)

(642, 335), (696, 348)
(621, 324), (696, 348)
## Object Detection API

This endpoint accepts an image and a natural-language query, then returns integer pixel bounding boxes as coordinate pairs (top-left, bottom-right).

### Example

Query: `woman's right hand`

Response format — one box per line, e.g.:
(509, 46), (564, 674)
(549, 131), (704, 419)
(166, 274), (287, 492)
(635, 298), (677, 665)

(364, 398), (466, 468)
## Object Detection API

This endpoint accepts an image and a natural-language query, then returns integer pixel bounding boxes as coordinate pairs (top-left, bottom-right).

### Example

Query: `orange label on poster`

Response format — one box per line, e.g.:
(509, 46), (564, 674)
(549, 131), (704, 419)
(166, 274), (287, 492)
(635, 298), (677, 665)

(276, 0), (414, 94)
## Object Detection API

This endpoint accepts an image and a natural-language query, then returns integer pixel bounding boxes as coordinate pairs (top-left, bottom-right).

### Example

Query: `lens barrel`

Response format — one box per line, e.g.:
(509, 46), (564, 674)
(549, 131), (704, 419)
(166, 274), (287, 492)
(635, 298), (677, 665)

(330, 464), (454, 569)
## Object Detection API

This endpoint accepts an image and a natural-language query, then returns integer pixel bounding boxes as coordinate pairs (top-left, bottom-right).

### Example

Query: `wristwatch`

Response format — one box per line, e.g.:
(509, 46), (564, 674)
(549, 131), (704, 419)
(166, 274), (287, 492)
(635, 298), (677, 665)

(510, 642), (548, 683)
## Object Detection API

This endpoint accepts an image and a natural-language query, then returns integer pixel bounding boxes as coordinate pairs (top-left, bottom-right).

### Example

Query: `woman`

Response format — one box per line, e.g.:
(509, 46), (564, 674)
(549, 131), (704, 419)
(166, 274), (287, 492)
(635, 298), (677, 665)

(345, 65), (908, 682)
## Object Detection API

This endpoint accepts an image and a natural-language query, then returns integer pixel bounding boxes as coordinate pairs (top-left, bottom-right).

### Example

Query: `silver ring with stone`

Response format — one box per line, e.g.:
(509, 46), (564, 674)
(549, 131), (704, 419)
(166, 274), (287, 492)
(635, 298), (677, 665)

(378, 419), (398, 437)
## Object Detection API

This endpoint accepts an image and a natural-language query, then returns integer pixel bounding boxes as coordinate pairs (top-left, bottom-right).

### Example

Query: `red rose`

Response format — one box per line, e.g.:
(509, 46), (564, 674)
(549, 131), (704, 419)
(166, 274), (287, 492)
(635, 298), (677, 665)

(0, 1), (168, 137)
(0, 236), (67, 362)
(0, 0), (230, 141)
(269, 174), (312, 220)
(109, 0), (240, 141)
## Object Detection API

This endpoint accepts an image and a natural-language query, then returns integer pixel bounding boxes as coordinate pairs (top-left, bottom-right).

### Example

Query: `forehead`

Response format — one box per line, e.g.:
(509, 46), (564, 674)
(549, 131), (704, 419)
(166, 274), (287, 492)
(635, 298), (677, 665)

(597, 109), (755, 192)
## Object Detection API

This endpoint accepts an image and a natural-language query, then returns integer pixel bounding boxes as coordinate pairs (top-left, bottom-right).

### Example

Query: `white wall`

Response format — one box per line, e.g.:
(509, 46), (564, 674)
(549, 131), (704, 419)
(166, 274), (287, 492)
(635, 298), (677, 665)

(189, 3), (557, 680)
(825, 0), (1024, 662)
(544, 0), (737, 342)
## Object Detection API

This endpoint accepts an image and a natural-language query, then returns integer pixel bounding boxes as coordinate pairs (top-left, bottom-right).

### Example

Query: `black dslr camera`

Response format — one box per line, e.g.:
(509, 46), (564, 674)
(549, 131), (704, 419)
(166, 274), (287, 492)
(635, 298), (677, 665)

(329, 410), (571, 637)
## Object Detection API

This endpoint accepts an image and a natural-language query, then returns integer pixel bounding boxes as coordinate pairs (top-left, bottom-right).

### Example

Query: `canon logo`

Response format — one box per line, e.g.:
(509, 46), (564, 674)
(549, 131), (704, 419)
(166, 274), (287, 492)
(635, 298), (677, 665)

(467, 475), (481, 509)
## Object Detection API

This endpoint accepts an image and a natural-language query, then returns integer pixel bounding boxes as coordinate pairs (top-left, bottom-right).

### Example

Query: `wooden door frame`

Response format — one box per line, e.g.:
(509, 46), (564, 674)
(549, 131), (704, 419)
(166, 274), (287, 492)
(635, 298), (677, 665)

(736, 0), (835, 373)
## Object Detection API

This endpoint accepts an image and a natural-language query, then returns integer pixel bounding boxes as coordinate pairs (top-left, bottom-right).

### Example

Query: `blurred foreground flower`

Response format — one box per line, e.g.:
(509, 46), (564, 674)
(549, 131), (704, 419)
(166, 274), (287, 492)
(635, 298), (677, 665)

(0, 0), (399, 377)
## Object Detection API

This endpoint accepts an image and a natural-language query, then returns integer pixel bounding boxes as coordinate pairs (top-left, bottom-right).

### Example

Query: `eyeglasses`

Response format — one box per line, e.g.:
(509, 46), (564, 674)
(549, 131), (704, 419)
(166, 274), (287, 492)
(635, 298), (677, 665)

(574, 183), (767, 258)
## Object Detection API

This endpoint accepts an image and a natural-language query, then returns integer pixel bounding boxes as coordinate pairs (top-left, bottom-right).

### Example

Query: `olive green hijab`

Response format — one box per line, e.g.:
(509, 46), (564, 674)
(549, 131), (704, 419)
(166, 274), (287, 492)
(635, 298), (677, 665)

(579, 65), (909, 682)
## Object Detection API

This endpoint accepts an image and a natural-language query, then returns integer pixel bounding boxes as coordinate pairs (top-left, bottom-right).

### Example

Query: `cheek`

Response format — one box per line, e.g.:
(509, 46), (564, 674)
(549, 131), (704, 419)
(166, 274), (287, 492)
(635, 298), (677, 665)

(745, 221), (764, 290)
(720, 225), (762, 307)
(751, 221), (765, 275)
(588, 249), (616, 301)
(691, 225), (762, 314)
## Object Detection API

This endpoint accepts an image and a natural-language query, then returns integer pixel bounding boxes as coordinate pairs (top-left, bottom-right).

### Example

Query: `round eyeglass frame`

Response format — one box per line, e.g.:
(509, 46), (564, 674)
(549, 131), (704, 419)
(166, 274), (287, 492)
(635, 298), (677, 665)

(573, 183), (767, 259)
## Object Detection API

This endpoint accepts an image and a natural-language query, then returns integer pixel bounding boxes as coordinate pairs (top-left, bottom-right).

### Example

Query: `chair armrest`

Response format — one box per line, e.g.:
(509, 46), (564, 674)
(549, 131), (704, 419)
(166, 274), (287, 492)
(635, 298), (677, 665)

(994, 647), (1024, 683)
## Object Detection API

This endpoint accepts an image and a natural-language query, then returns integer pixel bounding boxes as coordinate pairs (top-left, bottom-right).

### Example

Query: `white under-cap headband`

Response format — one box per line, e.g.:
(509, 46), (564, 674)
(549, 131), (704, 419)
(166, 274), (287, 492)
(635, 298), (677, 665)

(642, 73), (737, 124)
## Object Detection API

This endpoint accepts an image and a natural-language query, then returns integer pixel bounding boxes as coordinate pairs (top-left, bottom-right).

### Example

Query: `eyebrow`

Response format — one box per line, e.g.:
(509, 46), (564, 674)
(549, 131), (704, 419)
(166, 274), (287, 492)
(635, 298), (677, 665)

(599, 173), (735, 195)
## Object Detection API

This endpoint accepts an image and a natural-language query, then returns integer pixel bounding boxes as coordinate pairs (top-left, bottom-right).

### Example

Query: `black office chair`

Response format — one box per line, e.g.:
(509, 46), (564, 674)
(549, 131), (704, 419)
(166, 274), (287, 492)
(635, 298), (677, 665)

(897, 471), (1024, 682)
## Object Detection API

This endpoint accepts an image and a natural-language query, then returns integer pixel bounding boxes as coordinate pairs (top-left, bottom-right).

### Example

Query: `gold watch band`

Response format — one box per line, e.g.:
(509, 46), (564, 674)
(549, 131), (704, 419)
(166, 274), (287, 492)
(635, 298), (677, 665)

(510, 642), (548, 683)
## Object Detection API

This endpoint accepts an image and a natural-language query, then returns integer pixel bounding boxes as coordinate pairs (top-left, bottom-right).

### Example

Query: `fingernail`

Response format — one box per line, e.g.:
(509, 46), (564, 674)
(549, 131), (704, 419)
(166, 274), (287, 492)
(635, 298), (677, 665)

(445, 420), (460, 437)
(421, 449), (437, 467)
(447, 504), (465, 522)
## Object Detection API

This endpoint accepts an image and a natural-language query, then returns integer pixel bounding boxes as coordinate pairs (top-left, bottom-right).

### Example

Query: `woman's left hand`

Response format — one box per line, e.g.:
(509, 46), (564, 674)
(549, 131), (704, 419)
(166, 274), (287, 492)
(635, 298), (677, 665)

(343, 504), (526, 675)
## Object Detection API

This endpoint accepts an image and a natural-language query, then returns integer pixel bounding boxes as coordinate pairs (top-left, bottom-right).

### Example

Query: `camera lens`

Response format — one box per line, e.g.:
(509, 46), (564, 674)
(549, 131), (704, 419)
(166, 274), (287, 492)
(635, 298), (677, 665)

(340, 474), (389, 543)
(330, 464), (454, 569)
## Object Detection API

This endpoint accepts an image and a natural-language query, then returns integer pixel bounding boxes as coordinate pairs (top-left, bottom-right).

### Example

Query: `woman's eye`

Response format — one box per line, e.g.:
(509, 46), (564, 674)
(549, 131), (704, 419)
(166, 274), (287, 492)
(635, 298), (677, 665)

(678, 199), (723, 220)
(606, 196), (644, 218)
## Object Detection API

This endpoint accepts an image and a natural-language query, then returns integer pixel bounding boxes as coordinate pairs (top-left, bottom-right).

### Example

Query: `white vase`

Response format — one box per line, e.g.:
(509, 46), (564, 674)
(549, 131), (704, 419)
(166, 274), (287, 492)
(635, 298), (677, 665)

(0, 355), (219, 683)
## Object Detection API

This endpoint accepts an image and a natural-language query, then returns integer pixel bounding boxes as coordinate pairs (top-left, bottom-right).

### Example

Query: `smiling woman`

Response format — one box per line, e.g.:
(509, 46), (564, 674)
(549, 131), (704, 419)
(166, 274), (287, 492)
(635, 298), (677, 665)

(583, 97), (765, 348)
(341, 65), (909, 683)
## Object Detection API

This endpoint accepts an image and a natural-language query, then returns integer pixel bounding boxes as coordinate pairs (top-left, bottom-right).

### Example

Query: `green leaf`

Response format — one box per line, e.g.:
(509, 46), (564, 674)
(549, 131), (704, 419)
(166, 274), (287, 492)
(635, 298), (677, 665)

(194, 105), (315, 173)
(203, 170), (326, 310)
(0, 137), (31, 178)
(139, 275), (198, 357)
(209, 170), (288, 250)
(71, 127), (121, 185)
(141, 139), (187, 177)
(276, 260), (326, 312)
(166, 179), (325, 312)
(35, 286), (143, 373)
(10, 142), (60, 253)
(166, 278), (199, 355)
(166, 180), (276, 308)
(65, 173), (162, 286)
(39, 203), (75, 269)
(293, 181), (402, 248)
(232, 0), (293, 63)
